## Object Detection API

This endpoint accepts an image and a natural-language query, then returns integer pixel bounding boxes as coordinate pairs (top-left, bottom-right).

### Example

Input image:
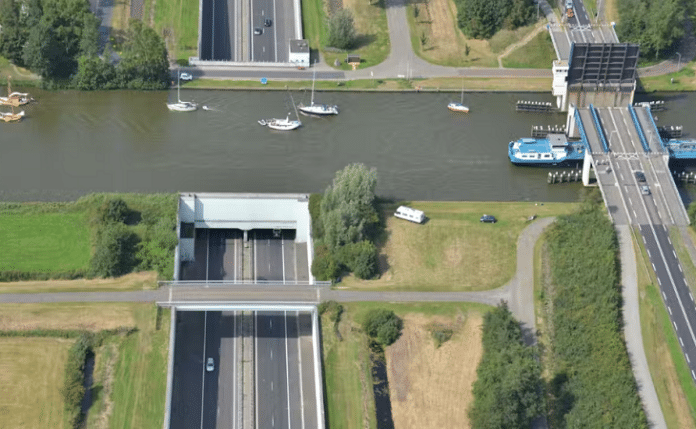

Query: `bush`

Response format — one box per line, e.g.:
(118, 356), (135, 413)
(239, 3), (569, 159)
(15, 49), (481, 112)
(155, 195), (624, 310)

(430, 325), (454, 348)
(309, 193), (323, 239)
(337, 240), (378, 279)
(101, 198), (129, 223)
(137, 217), (177, 279)
(312, 244), (340, 281)
(362, 308), (403, 346)
(90, 222), (139, 277)
(62, 333), (92, 427)
(327, 8), (357, 50)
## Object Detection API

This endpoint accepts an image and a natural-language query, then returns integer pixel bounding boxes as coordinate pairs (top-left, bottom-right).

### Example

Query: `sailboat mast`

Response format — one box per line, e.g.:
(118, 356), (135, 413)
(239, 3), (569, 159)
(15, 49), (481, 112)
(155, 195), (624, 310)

(310, 68), (316, 105)
(177, 71), (182, 103)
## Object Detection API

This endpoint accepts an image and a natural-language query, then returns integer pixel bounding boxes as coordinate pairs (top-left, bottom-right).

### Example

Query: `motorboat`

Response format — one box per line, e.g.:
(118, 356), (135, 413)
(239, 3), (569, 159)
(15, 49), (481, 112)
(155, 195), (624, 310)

(298, 67), (338, 116)
(259, 115), (302, 131)
(167, 70), (197, 112)
(0, 76), (33, 107)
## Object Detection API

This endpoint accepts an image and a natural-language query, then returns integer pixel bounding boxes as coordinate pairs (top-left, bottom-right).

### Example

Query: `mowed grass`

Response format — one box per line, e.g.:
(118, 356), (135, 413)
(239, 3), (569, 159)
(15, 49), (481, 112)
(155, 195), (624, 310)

(502, 31), (557, 69)
(303, 0), (390, 69)
(109, 304), (169, 429)
(0, 302), (138, 331)
(321, 301), (489, 429)
(0, 271), (159, 294)
(0, 212), (90, 272)
(638, 62), (696, 92)
(635, 228), (696, 428)
(0, 337), (72, 429)
(340, 201), (577, 291)
(152, 0), (200, 63)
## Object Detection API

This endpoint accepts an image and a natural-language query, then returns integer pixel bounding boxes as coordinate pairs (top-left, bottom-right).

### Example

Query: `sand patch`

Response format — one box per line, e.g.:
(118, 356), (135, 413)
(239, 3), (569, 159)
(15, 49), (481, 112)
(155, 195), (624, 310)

(386, 313), (483, 429)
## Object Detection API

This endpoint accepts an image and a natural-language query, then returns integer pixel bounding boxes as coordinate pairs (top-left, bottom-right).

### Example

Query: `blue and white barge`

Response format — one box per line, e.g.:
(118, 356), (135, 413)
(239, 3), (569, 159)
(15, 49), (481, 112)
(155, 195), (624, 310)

(508, 133), (586, 166)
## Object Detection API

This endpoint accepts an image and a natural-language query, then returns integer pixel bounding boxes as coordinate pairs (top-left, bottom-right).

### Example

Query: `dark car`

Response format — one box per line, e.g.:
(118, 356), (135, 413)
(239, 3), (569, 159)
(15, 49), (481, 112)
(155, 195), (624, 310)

(264, 18), (272, 27)
(480, 214), (497, 223)
(254, 27), (262, 35)
(635, 171), (646, 182)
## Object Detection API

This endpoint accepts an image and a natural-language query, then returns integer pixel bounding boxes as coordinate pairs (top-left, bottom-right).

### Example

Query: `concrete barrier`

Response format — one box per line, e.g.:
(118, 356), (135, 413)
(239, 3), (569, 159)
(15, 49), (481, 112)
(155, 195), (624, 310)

(162, 307), (177, 429)
(311, 307), (326, 429)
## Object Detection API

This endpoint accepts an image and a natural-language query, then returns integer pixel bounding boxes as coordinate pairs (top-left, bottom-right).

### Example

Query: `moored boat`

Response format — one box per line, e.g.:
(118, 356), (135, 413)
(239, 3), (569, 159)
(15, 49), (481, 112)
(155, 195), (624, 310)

(508, 133), (586, 165)
(447, 102), (469, 113)
(167, 70), (197, 112)
(260, 116), (302, 131)
(0, 109), (25, 123)
(298, 67), (338, 116)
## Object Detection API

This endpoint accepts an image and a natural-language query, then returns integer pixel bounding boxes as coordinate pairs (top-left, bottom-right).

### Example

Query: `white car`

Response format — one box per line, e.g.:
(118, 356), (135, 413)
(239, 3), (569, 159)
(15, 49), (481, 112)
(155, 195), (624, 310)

(180, 72), (193, 81)
(206, 357), (214, 372)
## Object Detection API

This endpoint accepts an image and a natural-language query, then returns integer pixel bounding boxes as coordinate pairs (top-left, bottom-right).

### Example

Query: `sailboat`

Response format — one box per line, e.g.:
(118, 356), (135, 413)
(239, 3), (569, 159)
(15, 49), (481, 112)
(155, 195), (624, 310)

(447, 80), (469, 113)
(167, 71), (197, 112)
(259, 91), (302, 131)
(0, 105), (25, 123)
(298, 68), (338, 116)
(0, 76), (33, 107)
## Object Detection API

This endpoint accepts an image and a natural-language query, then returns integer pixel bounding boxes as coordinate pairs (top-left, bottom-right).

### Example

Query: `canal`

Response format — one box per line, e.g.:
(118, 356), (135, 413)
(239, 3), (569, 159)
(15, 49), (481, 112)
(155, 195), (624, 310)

(0, 88), (690, 202)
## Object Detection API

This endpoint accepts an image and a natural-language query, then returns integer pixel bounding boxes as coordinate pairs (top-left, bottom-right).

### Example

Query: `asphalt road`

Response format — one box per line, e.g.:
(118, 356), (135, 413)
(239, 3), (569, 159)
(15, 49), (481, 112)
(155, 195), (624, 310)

(170, 311), (206, 429)
(251, 0), (276, 62)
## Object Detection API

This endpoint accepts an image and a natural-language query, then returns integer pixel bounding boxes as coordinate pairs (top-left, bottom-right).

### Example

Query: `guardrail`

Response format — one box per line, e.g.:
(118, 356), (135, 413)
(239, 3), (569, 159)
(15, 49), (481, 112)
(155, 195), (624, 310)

(589, 104), (610, 152)
(159, 280), (332, 287)
(162, 307), (177, 429)
(627, 104), (651, 152)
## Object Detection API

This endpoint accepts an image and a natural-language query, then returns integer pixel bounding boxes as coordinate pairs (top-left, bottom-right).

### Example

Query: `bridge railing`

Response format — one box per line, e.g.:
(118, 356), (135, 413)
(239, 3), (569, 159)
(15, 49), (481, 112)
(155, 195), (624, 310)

(589, 104), (610, 152)
(159, 280), (333, 287)
(574, 108), (591, 153)
(627, 104), (651, 152)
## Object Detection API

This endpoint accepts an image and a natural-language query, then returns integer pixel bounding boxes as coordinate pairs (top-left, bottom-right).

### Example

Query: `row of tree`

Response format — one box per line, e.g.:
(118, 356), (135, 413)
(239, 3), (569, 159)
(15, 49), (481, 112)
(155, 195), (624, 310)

(616, 0), (685, 60)
(468, 302), (543, 429)
(545, 198), (647, 428)
(455, 0), (537, 39)
(311, 163), (380, 281)
(0, 0), (169, 88)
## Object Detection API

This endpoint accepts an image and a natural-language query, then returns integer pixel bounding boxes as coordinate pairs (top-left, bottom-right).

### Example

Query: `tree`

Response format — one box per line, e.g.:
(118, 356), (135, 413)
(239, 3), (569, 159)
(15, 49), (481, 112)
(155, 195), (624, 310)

(362, 309), (403, 345)
(117, 20), (170, 89)
(90, 222), (139, 277)
(456, 0), (535, 39)
(320, 163), (378, 252)
(617, 0), (684, 59)
(337, 240), (378, 279)
(100, 198), (130, 223)
(327, 8), (357, 50)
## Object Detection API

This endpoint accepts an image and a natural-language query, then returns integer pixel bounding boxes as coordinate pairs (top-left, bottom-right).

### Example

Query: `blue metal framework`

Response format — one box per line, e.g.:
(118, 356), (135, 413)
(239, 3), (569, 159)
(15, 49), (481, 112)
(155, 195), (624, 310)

(627, 104), (650, 152)
(589, 104), (610, 152)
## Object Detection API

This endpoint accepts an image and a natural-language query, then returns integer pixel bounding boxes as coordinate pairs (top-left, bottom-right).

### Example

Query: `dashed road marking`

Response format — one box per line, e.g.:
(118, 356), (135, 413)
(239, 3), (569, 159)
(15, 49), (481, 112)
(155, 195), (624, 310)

(688, 354), (691, 364)
(692, 370), (695, 380)
(680, 337), (684, 347)
(679, 264), (683, 273)
(658, 277), (661, 285)
(647, 249), (651, 258)
(668, 306), (672, 315)
(690, 292), (694, 302)
(674, 250), (678, 258)
(652, 263), (656, 271)
(674, 321), (679, 331)
(663, 291), (667, 300)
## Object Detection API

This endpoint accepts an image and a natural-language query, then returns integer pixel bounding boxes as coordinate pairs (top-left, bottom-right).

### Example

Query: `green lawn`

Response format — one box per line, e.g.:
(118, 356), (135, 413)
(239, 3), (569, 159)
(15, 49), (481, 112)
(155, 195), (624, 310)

(109, 304), (169, 429)
(340, 201), (577, 292)
(0, 211), (90, 273)
(502, 31), (557, 69)
(152, 0), (200, 64)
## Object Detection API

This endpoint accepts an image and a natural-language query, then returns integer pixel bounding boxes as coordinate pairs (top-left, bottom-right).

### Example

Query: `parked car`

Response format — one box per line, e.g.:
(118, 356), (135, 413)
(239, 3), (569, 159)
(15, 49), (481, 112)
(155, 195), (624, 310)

(264, 18), (272, 27)
(641, 185), (651, 195)
(254, 27), (262, 35)
(634, 171), (646, 182)
(206, 357), (215, 372)
(480, 214), (497, 223)
(179, 72), (193, 81)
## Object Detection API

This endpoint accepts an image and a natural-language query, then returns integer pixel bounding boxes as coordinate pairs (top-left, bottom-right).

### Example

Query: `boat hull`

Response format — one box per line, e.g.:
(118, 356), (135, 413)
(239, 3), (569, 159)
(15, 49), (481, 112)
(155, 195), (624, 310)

(167, 102), (197, 112)
(447, 103), (469, 113)
(298, 104), (338, 116)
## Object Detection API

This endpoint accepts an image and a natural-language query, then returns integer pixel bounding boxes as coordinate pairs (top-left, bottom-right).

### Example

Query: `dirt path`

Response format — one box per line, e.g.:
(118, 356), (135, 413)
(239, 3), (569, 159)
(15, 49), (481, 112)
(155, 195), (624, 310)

(497, 22), (548, 68)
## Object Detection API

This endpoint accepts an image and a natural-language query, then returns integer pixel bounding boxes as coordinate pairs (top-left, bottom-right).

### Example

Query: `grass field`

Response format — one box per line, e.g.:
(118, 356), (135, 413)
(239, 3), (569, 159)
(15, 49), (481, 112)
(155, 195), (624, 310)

(0, 302), (138, 331)
(406, 0), (538, 68)
(502, 31), (557, 69)
(0, 271), (159, 294)
(638, 62), (696, 92)
(321, 302), (489, 429)
(0, 211), (90, 273)
(109, 304), (169, 429)
(339, 201), (577, 291)
(635, 227), (696, 428)
(0, 337), (72, 429)
(152, 0), (200, 63)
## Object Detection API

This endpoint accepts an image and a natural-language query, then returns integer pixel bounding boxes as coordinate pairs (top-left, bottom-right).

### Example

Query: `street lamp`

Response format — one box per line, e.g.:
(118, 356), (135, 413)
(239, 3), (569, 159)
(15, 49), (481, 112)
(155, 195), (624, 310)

(677, 52), (682, 70)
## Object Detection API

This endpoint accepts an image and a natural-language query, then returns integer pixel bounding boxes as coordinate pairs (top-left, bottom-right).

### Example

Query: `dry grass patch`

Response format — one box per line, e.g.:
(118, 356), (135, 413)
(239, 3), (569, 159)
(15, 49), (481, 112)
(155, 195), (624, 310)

(386, 313), (483, 429)
(0, 337), (72, 428)
(0, 303), (137, 331)
(416, 77), (552, 91)
(0, 271), (159, 294)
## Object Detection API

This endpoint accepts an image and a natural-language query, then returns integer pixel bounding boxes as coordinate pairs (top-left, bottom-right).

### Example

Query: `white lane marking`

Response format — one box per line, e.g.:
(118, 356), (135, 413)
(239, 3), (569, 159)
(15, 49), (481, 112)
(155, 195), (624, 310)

(688, 354), (692, 364)
(282, 235), (286, 284)
(674, 321), (678, 331)
(652, 263), (656, 271)
(254, 231), (258, 281)
(680, 337), (685, 347)
(680, 264), (684, 273)
(663, 291), (667, 300)
(642, 236), (646, 244)
(692, 370), (695, 380)
(668, 237), (672, 245)
(255, 312), (259, 429)
(647, 249), (651, 258)
(639, 224), (643, 232)
(674, 250), (678, 258)
(633, 210), (637, 218)
(270, 320), (273, 329)
(297, 312), (306, 429)
(271, 349), (273, 360)
(285, 311), (292, 429)
(690, 292), (694, 301)
(657, 277), (661, 286)
(272, 415), (275, 427)
(201, 310), (208, 429)
(271, 381), (274, 391)
(668, 306), (672, 315)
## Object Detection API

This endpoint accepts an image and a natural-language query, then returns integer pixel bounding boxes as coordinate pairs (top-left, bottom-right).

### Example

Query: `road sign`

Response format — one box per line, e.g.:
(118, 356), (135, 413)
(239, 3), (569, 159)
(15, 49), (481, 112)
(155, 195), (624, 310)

(261, 77), (268, 85)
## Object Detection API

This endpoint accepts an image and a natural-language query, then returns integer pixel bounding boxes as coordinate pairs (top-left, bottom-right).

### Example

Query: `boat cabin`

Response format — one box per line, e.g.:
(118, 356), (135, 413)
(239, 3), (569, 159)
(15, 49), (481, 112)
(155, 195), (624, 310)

(394, 206), (425, 224)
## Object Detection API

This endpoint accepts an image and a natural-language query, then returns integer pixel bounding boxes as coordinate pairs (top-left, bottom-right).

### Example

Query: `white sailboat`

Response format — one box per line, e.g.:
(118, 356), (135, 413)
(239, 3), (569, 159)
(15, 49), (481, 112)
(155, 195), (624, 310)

(167, 71), (197, 112)
(259, 92), (302, 131)
(298, 68), (338, 116)
(448, 79), (469, 113)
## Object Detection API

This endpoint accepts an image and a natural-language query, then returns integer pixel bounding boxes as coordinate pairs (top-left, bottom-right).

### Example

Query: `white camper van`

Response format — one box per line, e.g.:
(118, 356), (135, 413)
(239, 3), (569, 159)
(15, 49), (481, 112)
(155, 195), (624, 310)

(394, 206), (425, 224)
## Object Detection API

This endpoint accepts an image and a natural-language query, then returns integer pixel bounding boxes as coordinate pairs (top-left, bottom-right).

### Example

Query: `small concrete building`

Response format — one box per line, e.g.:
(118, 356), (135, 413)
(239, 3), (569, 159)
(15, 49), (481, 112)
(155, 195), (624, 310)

(289, 39), (310, 68)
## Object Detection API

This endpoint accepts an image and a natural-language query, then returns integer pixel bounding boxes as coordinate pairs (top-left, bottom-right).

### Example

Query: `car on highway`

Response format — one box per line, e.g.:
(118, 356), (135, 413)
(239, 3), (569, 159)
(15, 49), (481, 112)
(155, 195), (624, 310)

(641, 185), (650, 195)
(179, 72), (193, 81)
(264, 18), (272, 27)
(206, 357), (215, 372)
(480, 214), (497, 223)
(635, 171), (646, 182)
(254, 27), (263, 35)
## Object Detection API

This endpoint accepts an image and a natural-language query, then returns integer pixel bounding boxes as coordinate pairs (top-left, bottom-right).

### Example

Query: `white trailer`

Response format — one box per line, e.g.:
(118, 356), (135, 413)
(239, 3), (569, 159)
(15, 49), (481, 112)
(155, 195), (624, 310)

(394, 206), (425, 224)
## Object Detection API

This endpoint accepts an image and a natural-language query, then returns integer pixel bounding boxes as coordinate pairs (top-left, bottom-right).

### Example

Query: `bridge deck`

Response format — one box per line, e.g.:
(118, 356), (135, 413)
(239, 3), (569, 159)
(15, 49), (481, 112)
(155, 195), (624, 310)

(578, 109), (605, 153)
(634, 106), (665, 153)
